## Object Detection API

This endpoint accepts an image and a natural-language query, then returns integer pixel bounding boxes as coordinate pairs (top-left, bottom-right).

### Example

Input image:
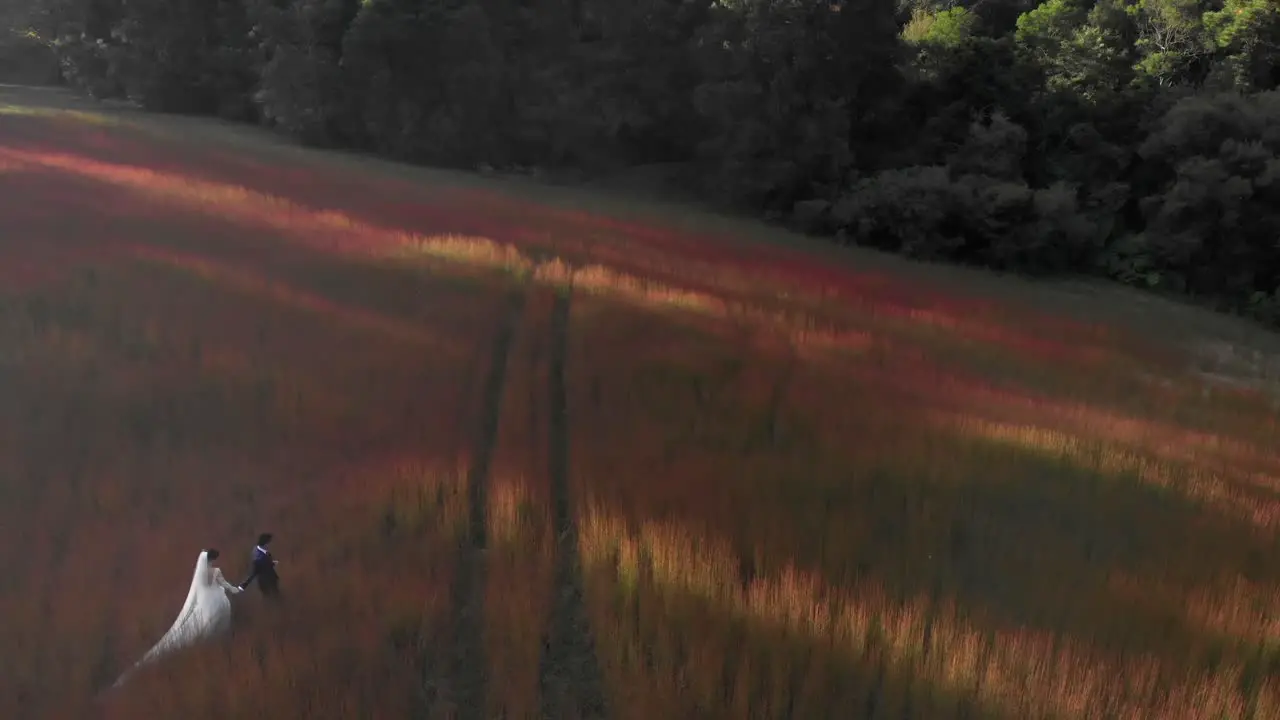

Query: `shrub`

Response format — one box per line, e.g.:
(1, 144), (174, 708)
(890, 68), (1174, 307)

(1129, 90), (1280, 301)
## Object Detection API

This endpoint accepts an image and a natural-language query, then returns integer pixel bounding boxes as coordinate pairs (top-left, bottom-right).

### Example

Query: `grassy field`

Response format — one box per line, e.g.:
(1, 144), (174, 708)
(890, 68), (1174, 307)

(2, 85), (1280, 719)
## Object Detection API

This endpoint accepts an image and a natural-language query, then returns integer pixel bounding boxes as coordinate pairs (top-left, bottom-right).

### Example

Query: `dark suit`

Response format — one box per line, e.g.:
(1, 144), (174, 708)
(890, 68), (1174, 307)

(240, 545), (280, 597)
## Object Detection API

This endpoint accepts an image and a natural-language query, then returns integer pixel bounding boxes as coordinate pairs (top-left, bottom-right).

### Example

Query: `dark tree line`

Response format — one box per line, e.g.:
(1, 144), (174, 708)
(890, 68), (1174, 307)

(4, 0), (1280, 323)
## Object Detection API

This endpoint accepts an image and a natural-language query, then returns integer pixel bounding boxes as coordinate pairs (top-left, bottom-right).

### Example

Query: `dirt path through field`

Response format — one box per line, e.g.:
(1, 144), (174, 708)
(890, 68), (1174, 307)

(538, 288), (609, 719)
(443, 289), (526, 719)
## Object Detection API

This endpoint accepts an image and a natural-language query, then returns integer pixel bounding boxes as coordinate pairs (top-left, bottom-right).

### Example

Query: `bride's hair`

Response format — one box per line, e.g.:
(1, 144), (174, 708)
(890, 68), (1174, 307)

(205, 548), (221, 562)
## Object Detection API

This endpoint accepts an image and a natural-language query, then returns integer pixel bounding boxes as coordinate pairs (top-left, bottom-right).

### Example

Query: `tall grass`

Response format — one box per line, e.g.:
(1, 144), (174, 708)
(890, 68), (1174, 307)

(565, 289), (1280, 719)
(4, 101), (1280, 719)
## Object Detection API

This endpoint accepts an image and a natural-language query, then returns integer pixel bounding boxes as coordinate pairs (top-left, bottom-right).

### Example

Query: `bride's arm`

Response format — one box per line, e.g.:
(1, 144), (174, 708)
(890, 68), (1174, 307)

(213, 568), (240, 591)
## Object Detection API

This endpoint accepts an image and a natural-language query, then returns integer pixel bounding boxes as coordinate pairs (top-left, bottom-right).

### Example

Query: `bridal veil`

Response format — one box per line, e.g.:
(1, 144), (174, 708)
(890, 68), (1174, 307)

(111, 550), (232, 688)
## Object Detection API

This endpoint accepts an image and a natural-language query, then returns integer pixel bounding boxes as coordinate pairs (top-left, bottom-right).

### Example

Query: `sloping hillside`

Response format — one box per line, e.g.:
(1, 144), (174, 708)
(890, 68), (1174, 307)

(2, 87), (1279, 720)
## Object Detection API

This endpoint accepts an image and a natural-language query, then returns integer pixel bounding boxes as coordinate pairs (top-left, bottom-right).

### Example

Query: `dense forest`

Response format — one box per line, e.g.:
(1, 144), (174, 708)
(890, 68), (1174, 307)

(3, 0), (1280, 324)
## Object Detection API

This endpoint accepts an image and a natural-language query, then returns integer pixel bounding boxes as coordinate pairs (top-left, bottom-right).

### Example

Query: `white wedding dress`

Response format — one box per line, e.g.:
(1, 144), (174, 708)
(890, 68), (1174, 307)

(112, 550), (240, 688)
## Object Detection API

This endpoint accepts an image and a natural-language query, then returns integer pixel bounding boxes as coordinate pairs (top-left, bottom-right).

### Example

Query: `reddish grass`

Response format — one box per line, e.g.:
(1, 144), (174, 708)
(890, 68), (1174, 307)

(564, 296), (1280, 719)
(4, 89), (1280, 720)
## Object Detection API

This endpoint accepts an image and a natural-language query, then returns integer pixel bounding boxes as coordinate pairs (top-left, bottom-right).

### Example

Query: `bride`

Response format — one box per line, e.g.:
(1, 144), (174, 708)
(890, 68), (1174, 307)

(112, 549), (242, 688)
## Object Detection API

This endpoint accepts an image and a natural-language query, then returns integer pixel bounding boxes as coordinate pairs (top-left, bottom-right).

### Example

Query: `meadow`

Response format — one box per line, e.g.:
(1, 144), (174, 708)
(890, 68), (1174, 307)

(2, 86), (1280, 719)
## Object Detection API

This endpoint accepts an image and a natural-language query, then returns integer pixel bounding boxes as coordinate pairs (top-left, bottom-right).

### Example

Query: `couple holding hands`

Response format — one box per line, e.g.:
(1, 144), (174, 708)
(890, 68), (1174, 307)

(111, 533), (282, 689)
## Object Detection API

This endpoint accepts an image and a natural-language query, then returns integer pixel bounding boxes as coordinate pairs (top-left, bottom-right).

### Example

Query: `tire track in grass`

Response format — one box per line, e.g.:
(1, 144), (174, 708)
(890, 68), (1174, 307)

(446, 287), (525, 720)
(539, 287), (609, 719)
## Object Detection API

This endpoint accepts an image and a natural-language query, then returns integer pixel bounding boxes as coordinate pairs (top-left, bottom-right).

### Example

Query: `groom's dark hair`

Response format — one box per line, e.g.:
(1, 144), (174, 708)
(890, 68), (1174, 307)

(257, 533), (273, 546)
(206, 548), (220, 561)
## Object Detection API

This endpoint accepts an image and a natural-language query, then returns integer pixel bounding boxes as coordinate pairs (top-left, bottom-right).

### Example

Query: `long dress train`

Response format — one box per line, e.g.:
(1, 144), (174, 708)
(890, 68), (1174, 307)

(111, 550), (238, 688)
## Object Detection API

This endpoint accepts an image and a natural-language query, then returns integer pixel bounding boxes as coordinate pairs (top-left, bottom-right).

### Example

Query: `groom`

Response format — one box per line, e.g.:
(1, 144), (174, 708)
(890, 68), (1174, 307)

(238, 532), (280, 598)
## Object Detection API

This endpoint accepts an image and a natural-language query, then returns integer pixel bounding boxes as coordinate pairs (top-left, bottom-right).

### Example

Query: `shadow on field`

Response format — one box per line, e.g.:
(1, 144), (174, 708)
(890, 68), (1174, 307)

(0, 102), (540, 251)
(885, 437), (1278, 645)
(565, 300), (1280, 712)
(0, 192), (483, 466)
(572, 446), (1280, 717)
(6, 86), (1280, 718)
(588, 565), (1028, 720)
(0, 168), (510, 716)
(0, 92), (1048, 324)
(606, 415), (1280, 677)
(0, 164), (148, 289)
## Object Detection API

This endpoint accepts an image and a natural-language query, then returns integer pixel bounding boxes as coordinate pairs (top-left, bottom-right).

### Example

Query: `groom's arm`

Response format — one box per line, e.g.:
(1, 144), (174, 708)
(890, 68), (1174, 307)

(239, 565), (259, 588)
